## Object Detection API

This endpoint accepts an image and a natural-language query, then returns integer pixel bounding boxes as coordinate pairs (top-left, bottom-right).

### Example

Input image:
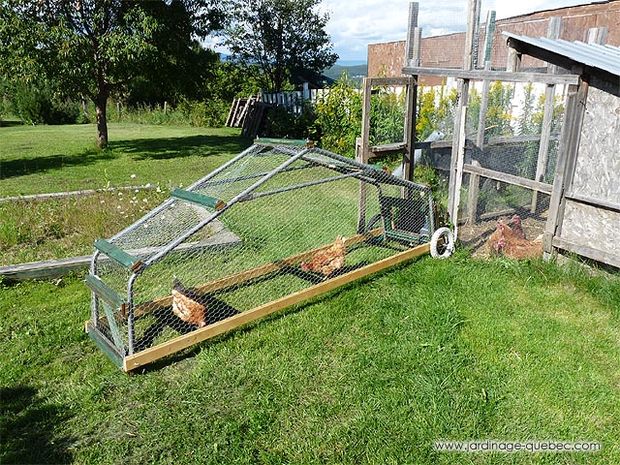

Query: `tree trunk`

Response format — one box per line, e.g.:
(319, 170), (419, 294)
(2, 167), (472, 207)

(95, 96), (108, 149)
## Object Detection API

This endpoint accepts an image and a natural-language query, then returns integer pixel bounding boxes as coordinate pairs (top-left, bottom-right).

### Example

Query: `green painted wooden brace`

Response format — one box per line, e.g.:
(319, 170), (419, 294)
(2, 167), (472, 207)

(87, 322), (125, 368)
(255, 137), (308, 147)
(85, 274), (125, 309)
(94, 239), (142, 270)
(102, 302), (125, 350)
(171, 188), (226, 210)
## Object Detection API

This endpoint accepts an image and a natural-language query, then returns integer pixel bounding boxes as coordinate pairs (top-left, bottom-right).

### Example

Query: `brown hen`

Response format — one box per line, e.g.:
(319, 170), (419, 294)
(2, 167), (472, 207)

(487, 221), (542, 259)
(171, 278), (207, 327)
(300, 236), (347, 277)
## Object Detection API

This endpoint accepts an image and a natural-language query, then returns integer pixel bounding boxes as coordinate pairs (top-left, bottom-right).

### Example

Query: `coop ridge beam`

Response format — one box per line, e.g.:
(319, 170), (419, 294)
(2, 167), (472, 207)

(255, 137), (308, 147)
(123, 242), (431, 371)
(401, 67), (580, 85)
(94, 240), (143, 271)
(171, 188), (226, 211)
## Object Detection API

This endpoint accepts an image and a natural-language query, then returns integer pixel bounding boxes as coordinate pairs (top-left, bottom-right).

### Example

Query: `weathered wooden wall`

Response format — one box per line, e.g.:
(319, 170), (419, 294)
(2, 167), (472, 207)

(560, 87), (620, 260)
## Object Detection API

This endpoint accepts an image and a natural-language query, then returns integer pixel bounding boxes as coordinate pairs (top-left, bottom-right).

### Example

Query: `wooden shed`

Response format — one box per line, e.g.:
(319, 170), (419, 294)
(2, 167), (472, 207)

(504, 32), (620, 268)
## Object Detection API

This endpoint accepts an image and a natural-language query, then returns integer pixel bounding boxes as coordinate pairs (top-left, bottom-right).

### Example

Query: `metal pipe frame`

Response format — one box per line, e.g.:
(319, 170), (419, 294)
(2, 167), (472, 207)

(118, 143), (432, 355)
(197, 163), (312, 189)
(239, 171), (365, 202)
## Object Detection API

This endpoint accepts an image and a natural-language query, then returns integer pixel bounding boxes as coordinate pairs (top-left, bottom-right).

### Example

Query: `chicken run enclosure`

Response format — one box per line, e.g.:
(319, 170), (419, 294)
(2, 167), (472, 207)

(86, 144), (435, 371)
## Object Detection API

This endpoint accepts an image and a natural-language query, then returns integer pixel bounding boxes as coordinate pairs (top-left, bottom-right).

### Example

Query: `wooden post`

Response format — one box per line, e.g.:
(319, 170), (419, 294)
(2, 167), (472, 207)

(356, 138), (367, 232)
(404, 2), (419, 67)
(447, 0), (477, 223)
(482, 10), (496, 69)
(357, 79), (373, 232)
(403, 21), (421, 183)
(506, 48), (522, 72)
(476, 62), (492, 148)
(452, 104), (468, 234)
(531, 17), (562, 213)
(466, 160), (481, 223)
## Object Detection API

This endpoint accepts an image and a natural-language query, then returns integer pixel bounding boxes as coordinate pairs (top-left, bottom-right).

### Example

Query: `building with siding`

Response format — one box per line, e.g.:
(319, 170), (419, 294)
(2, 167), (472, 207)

(367, 0), (620, 84)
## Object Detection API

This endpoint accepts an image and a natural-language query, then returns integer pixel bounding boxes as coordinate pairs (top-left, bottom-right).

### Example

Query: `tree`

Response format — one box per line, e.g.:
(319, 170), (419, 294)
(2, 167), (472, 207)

(223, 0), (337, 92)
(0, 0), (225, 148)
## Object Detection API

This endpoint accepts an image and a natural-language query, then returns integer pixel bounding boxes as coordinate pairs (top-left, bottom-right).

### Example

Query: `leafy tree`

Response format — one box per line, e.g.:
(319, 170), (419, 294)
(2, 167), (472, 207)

(0, 0), (225, 148)
(223, 0), (337, 92)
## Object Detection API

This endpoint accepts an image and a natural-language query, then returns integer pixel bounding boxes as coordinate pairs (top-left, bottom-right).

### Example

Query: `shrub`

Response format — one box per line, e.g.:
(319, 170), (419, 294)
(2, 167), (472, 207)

(314, 75), (362, 157)
(10, 81), (81, 125)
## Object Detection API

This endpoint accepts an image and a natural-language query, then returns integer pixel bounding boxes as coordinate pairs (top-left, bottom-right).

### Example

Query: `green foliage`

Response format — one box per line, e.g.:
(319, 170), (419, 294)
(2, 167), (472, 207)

(416, 86), (457, 139)
(223, 0), (338, 91)
(314, 75), (362, 157)
(9, 80), (81, 125)
(369, 88), (405, 146)
(485, 81), (514, 137)
(414, 164), (448, 221)
(262, 104), (317, 139)
(0, 0), (226, 147)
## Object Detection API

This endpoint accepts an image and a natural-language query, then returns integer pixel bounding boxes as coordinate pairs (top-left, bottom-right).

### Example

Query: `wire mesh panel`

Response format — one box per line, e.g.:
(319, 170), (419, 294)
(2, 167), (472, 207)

(455, 80), (566, 257)
(86, 144), (434, 369)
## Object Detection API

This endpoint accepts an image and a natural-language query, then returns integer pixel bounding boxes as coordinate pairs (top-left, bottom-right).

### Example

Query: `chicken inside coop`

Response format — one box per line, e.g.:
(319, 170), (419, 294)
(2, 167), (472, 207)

(300, 236), (347, 277)
(486, 215), (543, 259)
(171, 278), (207, 327)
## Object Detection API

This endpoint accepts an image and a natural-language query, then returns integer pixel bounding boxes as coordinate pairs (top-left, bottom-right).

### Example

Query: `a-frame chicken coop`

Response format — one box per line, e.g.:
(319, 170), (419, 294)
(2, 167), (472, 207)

(85, 143), (435, 371)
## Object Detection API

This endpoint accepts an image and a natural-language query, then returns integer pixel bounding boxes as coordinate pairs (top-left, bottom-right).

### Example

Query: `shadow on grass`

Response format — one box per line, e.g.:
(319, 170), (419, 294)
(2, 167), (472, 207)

(0, 386), (73, 464)
(0, 149), (118, 180)
(110, 134), (251, 161)
(0, 120), (24, 128)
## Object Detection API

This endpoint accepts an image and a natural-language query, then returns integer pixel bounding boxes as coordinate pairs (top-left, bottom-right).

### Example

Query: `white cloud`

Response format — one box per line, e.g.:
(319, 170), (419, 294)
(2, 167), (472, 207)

(323, 0), (590, 61)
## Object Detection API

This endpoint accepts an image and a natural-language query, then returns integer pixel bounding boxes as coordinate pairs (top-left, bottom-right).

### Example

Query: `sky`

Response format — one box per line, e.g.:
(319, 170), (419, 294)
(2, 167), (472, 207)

(206, 0), (592, 64)
(322, 0), (590, 62)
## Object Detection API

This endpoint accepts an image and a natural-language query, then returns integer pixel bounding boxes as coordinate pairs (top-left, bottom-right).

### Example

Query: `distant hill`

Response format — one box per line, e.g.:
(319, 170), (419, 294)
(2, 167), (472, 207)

(323, 63), (367, 83)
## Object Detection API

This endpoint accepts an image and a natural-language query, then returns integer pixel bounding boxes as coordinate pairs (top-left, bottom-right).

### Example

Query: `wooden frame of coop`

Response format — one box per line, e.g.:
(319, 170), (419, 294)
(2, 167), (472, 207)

(85, 144), (435, 372)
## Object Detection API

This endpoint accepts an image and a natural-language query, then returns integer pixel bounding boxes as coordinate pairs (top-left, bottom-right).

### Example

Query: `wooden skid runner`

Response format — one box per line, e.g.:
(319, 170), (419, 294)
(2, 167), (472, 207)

(122, 242), (429, 371)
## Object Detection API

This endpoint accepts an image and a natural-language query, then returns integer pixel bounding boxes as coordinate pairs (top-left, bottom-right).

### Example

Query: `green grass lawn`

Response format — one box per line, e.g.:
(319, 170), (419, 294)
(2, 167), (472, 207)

(0, 123), (248, 197)
(0, 123), (248, 265)
(1, 255), (619, 464)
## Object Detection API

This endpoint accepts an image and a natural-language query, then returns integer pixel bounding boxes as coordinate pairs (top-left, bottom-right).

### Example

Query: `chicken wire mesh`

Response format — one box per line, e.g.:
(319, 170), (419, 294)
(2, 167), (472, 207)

(454, 80), (566, 256)
(88, 144), (434, 362)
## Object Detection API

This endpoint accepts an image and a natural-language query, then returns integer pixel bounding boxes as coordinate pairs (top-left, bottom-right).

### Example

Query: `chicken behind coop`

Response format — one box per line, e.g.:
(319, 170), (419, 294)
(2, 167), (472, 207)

(486, 221), (542, 259)
(300, 236), (347, 277)
(171, 278), (207, 327)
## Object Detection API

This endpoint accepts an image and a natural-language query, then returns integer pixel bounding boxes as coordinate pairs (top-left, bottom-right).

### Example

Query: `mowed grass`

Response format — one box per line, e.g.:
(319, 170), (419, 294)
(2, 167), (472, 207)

(0, 123), (248, 265)
(0, 123), (248, 196)
(2, 255), (620, 464)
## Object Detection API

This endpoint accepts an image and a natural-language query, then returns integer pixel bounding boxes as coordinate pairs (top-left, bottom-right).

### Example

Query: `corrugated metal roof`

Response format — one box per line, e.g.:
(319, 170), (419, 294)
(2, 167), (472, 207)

(503, 32), (620, 78)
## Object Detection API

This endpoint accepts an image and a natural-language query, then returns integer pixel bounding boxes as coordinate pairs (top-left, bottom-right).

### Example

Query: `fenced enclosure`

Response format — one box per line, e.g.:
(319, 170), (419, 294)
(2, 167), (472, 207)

(86, 143), (435, 371)
(452, 80), (566, 254)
